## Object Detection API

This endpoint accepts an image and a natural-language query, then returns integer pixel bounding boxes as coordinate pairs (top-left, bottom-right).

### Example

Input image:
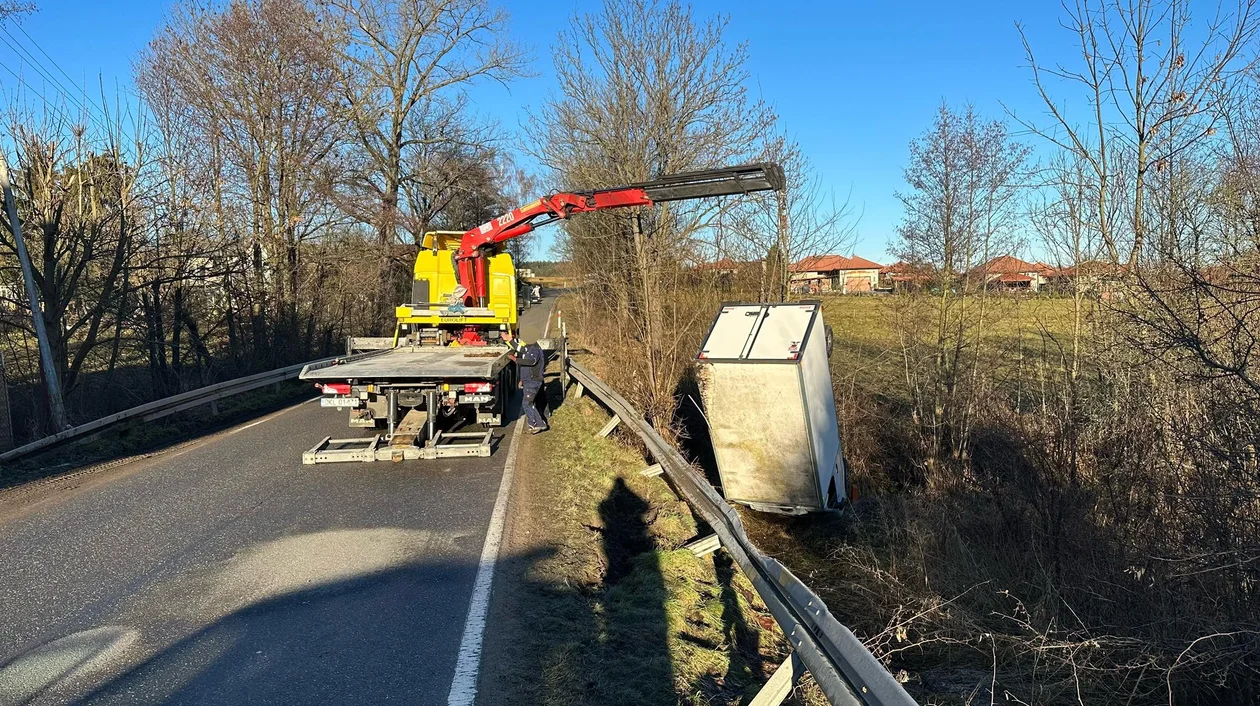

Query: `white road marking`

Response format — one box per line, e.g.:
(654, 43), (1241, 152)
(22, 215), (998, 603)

(447, 417), (524, 706)
(542, 299), (555, 338)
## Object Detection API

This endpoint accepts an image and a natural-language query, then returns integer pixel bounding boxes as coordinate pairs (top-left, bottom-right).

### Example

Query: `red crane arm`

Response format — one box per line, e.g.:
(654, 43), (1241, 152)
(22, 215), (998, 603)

(456, 188), (653, 261)
(453, 162), (785, 307)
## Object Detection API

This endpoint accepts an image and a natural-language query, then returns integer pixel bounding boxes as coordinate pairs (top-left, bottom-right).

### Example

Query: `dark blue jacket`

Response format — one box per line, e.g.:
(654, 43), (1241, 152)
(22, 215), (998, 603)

(510, 340), (545, 386)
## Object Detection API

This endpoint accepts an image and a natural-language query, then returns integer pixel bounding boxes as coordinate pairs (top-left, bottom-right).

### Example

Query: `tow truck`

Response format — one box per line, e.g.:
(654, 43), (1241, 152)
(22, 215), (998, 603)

(299, 163), (785, 463)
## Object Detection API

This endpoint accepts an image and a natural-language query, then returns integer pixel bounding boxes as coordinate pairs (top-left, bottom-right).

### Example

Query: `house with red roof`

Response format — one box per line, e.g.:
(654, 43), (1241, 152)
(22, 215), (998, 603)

(879, 261), (935, 291)
(790, 254), (884, 294)
(971, 255), (1055, 292)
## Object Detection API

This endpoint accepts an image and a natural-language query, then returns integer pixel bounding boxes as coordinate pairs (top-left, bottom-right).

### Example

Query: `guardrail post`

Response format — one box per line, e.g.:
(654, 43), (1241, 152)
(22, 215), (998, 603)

(0, 352), (12, 452)
(748, 651), (804, 706)
(596, 415), (620, 437)
(683, 533), (721, 557)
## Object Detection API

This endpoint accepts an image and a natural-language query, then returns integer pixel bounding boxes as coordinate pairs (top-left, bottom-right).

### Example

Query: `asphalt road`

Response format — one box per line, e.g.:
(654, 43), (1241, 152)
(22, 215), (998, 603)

(0, 297), (555, 705)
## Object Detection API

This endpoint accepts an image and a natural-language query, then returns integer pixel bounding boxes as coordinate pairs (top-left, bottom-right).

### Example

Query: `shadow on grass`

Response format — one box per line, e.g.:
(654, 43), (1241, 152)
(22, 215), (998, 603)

(595, 478), (675, 703)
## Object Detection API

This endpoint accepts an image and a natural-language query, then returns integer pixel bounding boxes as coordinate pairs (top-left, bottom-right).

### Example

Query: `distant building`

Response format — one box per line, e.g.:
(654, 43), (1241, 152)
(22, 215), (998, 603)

(1041, 260), (1128, 296)
(790, 254), (884, 294)
(971, 255), (1055, 292)
(879, 261), (935, 291)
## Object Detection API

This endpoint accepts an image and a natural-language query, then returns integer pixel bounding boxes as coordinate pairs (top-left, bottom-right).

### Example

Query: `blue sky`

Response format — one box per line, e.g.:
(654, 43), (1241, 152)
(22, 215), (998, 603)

(0, 0), (1079, 262)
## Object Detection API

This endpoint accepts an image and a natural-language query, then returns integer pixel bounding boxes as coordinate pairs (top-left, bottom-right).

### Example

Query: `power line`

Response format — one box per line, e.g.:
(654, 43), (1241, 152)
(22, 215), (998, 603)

(0, 58), (93, 132)
(0, 28), (87, 112)
(5, 21), (109, 122)
(0, 33), (91, 118)
(0, 21), (112, 134)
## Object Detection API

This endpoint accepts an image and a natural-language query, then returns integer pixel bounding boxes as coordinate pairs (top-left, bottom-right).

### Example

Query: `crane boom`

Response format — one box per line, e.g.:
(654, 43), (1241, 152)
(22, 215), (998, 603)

(455, 162), (785, 307)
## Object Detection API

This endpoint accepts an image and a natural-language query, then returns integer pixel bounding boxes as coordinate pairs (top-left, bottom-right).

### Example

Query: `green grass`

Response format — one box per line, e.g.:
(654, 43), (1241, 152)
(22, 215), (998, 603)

(820, 294), (1081, 390)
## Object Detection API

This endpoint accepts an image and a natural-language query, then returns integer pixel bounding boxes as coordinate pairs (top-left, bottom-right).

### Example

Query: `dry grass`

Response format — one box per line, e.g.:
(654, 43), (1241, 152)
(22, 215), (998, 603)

(822, 294), (1078, 386)
(748, 294), (1256, 704)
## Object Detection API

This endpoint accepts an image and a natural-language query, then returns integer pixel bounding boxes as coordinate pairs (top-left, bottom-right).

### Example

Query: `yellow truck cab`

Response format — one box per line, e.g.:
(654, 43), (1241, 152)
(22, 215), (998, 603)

(394, 231), (517, 339)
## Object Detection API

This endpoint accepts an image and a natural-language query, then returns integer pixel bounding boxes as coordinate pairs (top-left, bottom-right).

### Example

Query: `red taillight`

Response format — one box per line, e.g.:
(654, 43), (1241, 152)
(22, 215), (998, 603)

(463, 382), (493, 393)
(321, 383), (351, 395)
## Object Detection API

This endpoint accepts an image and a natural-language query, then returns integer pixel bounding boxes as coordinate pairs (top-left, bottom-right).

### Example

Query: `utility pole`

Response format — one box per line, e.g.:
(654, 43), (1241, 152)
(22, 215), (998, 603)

(0, 151), (69, 432)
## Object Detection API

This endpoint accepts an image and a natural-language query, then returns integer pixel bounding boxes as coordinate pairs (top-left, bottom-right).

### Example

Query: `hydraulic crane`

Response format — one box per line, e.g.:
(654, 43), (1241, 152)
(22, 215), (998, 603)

(453, 162), (786, 309)
(301, 162), (785, 462)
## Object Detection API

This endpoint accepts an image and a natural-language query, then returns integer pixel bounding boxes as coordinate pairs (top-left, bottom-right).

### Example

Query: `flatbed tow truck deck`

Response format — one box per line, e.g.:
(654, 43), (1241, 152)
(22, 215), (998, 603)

(299, 346), (510, 383)
(298, 345), (513, 464)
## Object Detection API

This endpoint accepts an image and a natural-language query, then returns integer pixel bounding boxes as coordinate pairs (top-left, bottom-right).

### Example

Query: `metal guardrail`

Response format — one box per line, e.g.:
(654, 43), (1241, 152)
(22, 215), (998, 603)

(0, 350), (385, 465)
(566, 360), (917, 706)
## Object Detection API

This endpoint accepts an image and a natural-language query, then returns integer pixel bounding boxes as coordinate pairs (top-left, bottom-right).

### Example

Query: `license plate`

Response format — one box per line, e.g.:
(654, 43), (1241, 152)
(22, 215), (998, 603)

(321, 397), (360, 408)
(458, 394), (494, 404)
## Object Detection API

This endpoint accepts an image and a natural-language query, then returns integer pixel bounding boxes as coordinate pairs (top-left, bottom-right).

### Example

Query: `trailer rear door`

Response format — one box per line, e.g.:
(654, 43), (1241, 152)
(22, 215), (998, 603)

(699, 304), (764, 359)
(746, 303), (816, 360)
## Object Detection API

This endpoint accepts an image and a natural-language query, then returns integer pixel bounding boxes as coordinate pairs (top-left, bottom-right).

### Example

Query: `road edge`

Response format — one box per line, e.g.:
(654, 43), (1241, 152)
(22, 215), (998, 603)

(447, 410), (524, 706)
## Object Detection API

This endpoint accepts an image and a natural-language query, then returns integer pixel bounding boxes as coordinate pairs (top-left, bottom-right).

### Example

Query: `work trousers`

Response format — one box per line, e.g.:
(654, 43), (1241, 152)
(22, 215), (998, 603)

(522, 381), (546, 429)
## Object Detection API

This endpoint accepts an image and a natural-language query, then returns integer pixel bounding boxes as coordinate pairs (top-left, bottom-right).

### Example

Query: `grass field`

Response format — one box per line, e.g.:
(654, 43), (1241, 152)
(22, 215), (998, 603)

(822, 294), (1079, 379)
(558, 291), (1108, 703)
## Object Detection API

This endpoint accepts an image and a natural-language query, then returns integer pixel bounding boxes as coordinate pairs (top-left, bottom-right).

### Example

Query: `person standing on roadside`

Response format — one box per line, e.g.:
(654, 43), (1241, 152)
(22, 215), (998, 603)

(502, 330), (548, 433)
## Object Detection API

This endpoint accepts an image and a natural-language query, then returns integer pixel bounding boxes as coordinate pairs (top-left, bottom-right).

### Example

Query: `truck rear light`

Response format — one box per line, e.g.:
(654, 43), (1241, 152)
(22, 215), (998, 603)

(463, 382), (493, 393)
(321, 383), (351, 395)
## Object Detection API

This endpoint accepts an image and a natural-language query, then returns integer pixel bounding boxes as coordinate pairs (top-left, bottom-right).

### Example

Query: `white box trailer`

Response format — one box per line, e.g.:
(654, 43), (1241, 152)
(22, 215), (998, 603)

(696, 301), (844, 514)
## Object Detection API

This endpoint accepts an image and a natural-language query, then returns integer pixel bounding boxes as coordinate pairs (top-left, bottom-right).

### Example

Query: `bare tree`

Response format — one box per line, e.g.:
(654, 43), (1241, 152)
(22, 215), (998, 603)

(0, 2), (33, 20)
(724, 134), (857, 302)
(326, 0), (525, 331)
(893, 102), (1030, 476)
(0, 115), (137, 398)
(1017, 0), (1260, 269)
(532, 0), (775, 426)
(139, 0), (346, 361)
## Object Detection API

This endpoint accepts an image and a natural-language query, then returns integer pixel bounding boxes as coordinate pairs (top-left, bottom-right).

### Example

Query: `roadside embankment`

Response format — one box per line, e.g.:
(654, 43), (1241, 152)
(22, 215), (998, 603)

(481, 376), (824, 705)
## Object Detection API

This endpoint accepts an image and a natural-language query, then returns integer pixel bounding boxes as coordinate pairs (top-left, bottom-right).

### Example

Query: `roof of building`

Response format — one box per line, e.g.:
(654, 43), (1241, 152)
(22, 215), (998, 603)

(973, 255), (1043, 275)
(1053, 260), (1128, 278)
(996, 273), (1033, 283)
(792, 254), (884, 273)
(880, 261), (934, 280)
